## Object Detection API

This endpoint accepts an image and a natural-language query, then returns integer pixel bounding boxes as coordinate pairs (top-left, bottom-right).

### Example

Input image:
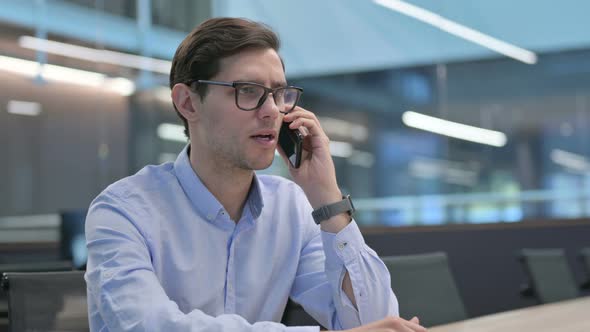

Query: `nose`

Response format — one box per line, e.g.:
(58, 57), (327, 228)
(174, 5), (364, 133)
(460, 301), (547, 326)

(257, 92), (280, 119)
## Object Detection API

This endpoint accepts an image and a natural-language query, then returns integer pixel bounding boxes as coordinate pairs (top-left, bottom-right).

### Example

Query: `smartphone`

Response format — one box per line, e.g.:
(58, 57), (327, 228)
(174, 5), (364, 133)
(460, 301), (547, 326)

(278, 121), (303, 168)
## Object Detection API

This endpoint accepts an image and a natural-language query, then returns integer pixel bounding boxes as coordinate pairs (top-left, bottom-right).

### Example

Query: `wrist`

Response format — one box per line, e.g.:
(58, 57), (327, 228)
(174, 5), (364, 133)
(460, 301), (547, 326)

(319, 213), (352, 233)
(312, 195), (355, 233)
(306, 186), (342, 210)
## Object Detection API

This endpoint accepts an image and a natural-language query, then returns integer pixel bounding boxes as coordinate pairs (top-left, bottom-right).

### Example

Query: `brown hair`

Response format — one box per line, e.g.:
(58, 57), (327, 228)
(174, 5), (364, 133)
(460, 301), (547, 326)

(169, 17), (282, 138)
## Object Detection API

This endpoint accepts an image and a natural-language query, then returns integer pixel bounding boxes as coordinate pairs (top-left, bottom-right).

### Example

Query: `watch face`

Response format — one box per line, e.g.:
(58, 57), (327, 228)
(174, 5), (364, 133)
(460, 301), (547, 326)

(346, 195), (355, 214)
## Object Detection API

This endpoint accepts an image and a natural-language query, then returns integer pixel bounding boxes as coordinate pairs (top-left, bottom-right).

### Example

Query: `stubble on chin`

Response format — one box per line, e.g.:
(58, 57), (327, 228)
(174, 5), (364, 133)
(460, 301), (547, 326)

(237, 152), (275, 171)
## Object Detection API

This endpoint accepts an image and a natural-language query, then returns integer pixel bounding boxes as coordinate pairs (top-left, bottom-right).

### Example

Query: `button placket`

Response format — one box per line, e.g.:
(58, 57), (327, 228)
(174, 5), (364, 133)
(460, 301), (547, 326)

(224, 229), (239, 313)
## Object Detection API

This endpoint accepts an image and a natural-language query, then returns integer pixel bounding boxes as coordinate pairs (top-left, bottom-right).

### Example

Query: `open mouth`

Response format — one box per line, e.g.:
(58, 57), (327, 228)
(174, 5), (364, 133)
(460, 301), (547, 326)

(251, 133), (276, 141)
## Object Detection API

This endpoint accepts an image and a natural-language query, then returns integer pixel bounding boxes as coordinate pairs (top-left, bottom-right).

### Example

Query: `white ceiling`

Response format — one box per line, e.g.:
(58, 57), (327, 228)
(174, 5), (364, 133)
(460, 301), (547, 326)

(1, 0), (589, 78)
(214, 0), (590, 77)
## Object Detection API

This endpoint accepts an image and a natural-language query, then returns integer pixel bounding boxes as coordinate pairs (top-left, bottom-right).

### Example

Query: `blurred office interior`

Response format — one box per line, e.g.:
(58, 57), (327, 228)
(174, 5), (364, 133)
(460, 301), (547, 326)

(2, 0), (590, 226)
(0, 0), (590, 328)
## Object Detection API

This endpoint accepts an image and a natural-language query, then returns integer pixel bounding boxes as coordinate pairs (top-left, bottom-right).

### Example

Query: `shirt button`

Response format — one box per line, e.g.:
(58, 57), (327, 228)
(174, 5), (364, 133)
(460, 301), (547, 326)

(338, 242), (348, 250)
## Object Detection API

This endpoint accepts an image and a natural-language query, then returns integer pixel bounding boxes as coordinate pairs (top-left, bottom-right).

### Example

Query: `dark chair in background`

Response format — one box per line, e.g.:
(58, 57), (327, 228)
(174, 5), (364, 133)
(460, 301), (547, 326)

(0, 209), (86, 331)
(59, 209), (88, 270)
(382, 251), (467, 327)
(1, 271), (88, 332)
(580, 248), (590, 289)
(280, 299), (324, 328)
(519, 248), (579, 303)
(0, 261), (73, 331)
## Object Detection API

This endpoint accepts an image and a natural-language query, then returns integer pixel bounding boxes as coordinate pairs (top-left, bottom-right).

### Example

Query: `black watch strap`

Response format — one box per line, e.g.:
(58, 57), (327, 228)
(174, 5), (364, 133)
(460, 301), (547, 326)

(312, 195), (355, 224)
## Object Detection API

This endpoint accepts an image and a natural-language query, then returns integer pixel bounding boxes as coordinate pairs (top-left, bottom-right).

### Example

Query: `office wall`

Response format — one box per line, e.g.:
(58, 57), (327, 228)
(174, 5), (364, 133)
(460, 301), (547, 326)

(0, 72), (129, 216)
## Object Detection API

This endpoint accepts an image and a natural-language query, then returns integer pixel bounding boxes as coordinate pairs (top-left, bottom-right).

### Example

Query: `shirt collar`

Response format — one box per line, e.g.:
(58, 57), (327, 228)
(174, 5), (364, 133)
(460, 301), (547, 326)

(173, 145), (264, 222)
(247, 174), (264, 219)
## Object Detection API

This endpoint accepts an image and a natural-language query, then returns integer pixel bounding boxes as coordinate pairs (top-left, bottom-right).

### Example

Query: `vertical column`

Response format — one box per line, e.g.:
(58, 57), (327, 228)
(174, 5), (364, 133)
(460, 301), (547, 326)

(33, 0), (47, 84)
(136, 0), (153, 89)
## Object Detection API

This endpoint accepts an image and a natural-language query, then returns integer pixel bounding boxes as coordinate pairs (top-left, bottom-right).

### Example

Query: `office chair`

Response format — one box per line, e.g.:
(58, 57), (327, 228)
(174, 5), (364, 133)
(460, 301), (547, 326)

(0, 261), (74, 328)
(1, 271), (89, 332)
(519, 248), (579, 303)
(382, 251), (467, 327)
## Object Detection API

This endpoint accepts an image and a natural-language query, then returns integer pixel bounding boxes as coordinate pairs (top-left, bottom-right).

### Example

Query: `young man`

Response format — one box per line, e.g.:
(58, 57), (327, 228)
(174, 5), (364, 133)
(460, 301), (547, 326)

(85, 17), (426, 332)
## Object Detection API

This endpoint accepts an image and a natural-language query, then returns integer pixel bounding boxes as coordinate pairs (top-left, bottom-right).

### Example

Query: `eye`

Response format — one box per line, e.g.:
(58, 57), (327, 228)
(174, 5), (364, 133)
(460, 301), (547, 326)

(238, 85), (260, 95)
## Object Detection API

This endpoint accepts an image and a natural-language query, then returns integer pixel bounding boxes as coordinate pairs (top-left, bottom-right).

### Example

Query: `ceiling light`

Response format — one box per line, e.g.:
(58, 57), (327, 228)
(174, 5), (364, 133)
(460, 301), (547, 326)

(550, 149), (589, 172)
(7, 100), (42, 116)
(402, 111), (507, 147)
(318, 116), (369, 141)
(0, 54), (135, 96)
(373, 0), (537, 64)
(19, 36), (172, 74)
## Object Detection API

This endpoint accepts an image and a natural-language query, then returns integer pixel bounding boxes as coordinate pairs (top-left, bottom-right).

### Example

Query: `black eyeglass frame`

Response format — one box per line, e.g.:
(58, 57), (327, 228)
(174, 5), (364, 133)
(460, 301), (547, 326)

(187, 80), (303, 113)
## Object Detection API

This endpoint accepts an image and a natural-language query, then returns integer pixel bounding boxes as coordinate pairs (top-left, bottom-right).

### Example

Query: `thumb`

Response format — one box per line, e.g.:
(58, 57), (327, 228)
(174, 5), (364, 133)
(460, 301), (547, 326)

(410, 316), (420, 324)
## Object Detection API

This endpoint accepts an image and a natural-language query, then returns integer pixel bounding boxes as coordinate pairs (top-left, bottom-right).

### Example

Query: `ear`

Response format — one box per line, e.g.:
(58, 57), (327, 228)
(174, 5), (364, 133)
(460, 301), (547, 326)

(171, 83), (201, 122)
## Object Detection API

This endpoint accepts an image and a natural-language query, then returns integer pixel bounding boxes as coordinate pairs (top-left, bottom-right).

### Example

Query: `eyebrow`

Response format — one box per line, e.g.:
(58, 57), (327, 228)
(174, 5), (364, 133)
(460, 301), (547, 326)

(234, 78), (287, 88)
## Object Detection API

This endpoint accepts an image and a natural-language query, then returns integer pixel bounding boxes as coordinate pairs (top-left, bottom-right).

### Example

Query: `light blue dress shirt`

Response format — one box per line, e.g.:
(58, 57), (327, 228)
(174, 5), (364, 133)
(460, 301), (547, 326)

(85, 145), (398, 331)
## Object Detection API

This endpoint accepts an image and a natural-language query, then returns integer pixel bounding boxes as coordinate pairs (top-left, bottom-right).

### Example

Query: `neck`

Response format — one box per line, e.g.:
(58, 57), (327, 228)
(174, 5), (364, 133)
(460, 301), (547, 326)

(188, 146), (254, 222)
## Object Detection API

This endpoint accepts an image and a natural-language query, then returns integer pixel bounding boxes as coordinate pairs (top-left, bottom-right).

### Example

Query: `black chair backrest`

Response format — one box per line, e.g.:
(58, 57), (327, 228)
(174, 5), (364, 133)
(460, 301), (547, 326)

(0, 261), (73, 275)
(1, 271), (88, 332)
(382, 251), (467, 327)
(519, 248), (579, 303)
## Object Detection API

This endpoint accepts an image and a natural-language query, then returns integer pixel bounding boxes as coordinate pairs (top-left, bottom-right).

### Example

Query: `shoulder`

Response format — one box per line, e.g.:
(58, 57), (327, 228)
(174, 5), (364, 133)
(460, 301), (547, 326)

(86, 162), (176, 238)
(104, 162), (175, 199)
(89, 162), (177, 218)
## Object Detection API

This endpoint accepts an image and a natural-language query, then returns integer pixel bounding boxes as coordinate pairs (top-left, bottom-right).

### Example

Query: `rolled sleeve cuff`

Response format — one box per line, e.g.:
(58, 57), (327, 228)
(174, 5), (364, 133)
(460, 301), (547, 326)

(320, 219), (366, 271)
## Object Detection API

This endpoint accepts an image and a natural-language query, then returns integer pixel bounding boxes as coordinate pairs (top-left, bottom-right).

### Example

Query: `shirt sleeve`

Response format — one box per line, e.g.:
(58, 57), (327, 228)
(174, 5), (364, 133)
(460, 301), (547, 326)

(288, 216), (398, 330)
(85, 192), (320, 332)
(322, 220), (399, 327)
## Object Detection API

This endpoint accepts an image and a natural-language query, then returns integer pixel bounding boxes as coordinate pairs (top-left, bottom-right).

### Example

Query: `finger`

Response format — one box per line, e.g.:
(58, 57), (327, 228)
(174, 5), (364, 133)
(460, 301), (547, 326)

(375, 317), (427, 332)
(283, 108), (327, 143)
(288, 117), (327, 142)
(283, 107), (321, 128)
(410, 316), (420, 324)
(404, 319), (427, 332)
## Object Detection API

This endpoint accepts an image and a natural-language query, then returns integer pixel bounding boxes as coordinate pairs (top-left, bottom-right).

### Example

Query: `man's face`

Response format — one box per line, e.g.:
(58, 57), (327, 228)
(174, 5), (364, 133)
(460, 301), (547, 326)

(191, 48), (286, 171)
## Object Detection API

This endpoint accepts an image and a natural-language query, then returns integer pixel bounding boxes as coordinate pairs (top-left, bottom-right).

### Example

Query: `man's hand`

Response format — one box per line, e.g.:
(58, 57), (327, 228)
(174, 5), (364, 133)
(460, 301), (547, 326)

(329, 316), (427, 332)
(280, 107), (342, 209)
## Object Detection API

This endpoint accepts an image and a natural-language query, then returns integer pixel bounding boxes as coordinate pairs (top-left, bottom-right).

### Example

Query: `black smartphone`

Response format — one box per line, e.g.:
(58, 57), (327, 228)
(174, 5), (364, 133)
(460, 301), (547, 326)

(278, 121), (303, 168)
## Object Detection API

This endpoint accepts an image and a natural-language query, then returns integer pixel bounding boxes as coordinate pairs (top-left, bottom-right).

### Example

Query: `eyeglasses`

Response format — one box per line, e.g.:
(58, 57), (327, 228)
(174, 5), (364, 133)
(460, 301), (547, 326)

(189, 80), (303, 113)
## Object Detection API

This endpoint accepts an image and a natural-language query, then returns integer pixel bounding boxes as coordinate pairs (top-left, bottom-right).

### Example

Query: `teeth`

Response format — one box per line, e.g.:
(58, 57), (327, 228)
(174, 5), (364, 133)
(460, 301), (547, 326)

(253, 135), (272, 141)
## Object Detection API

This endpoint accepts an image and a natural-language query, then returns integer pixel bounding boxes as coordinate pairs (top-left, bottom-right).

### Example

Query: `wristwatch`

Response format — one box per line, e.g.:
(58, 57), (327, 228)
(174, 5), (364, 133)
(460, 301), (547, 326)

(312, 195), (355, 224)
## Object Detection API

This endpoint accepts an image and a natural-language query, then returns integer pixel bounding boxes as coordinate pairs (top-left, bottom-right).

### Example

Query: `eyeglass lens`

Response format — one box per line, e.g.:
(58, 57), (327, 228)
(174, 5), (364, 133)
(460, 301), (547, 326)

(236, 84), (299, 112)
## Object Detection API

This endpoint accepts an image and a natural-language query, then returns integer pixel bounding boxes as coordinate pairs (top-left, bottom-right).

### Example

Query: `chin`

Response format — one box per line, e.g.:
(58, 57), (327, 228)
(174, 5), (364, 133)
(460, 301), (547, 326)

(251, 159), (274, 170)
(247, 155), (275, 170)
